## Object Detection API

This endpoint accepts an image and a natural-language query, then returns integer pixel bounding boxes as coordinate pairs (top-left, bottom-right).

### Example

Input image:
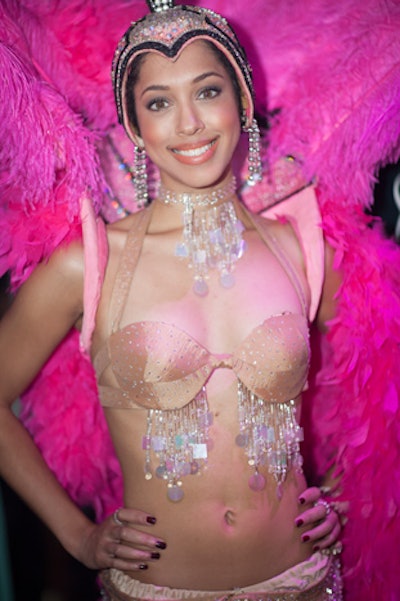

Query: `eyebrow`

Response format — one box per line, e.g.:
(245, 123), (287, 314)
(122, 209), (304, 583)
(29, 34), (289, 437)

(140, 71), (224, 97)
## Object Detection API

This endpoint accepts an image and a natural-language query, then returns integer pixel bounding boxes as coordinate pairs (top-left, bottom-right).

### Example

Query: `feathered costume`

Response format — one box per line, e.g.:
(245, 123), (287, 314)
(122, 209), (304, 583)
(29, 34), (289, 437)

(1, 1), (400, 599)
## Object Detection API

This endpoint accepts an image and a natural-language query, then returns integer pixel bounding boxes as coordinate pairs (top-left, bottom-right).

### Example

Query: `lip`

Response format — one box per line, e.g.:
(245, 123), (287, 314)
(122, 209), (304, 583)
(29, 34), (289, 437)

(169, 138), (218, 165)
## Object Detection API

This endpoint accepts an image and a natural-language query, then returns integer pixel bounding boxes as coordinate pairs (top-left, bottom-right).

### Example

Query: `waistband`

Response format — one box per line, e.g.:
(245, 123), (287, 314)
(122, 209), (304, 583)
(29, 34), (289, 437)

(100, 552), (342, 601)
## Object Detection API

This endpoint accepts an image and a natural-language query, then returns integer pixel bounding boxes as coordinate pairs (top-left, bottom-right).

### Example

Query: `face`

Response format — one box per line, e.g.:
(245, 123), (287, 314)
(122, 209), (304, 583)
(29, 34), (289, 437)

(130, 40), (241, 193)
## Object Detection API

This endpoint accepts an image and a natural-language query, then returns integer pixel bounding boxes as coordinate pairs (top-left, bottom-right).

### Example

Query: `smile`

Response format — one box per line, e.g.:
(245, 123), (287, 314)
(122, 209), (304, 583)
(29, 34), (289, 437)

(172, 140), (216, 157)
(170, 139), (218, 165)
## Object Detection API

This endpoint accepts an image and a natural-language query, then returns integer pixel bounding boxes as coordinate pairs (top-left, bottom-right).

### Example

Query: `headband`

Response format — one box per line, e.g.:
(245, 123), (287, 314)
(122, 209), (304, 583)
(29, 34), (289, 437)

(112, 1), (255, 140)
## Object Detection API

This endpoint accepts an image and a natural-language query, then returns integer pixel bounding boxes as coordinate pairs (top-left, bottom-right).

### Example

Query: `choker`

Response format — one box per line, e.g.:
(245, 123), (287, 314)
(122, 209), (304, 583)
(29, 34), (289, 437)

(157, 178), (247, 296)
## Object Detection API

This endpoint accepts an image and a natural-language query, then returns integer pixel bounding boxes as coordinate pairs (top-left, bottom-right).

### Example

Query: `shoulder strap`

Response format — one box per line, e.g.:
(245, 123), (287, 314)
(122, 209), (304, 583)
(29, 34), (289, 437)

(259, 186), (325, 322)
(248, 210), (309, 317)
(109, 206), (153, 333)
(80, 195), (108, 354)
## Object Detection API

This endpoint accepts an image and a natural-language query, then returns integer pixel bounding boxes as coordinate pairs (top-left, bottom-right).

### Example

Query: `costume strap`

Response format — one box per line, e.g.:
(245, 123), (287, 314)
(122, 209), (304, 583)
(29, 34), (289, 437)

(110, 207), (153, 333)
(80, 195), (108, 353)
(260, 186), (324, 322)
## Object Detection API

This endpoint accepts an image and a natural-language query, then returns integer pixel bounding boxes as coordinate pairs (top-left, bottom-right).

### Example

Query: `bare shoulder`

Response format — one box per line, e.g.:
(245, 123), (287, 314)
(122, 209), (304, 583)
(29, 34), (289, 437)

(105, 211), (145, 251)
(0, 240), (87, 352)
(255, 215), (306, 274)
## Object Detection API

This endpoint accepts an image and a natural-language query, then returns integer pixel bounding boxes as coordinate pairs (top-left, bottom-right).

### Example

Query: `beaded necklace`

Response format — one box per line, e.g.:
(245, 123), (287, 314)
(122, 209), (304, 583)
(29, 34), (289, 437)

(157, 177), (247, 296)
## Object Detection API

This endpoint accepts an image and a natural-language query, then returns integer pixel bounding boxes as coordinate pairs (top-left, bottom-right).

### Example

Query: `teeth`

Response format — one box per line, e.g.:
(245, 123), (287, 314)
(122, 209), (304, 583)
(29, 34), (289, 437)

(173, 141), (214, 157)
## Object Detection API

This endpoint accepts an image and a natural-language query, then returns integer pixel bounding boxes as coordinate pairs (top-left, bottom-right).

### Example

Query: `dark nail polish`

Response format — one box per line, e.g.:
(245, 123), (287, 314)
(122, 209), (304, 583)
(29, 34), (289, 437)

(302, 534), (310, 543)
(295, 518), (304, 527)
(298, 497), (306, 504)
(151, 552), (161, 560)
(139, 564), (148, 570)
(147, 516), (157, 525)
(313, 545), (320, 552)
(155, 541), (167, 550)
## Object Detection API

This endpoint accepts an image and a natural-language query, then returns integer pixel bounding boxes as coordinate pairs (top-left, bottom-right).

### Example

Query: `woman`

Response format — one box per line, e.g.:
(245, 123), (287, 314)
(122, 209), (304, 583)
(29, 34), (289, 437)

(0, 2), (342, 600)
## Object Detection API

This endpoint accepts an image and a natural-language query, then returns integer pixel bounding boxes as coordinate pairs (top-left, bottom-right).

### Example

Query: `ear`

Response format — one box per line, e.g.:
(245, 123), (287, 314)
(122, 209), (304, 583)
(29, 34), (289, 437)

(129, 129), (144, 148)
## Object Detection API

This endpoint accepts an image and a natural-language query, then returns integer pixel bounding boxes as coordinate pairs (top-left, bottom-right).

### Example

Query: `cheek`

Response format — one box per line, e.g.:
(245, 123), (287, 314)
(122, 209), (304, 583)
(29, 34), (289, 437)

(220, 107), (241, 146)
(213, 98), (241, 136)
(136, 113), (167, 149)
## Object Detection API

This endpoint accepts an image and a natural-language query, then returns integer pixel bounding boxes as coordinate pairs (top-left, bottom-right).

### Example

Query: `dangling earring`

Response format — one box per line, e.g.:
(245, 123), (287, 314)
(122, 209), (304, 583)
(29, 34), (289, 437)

(244, 118), (263, 186)
(133, 144), (148, 207)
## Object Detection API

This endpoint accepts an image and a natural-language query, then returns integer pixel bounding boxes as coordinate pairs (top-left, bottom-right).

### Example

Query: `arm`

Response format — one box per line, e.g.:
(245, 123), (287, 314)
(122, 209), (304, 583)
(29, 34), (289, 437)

(0, 244), (165, 571)
(295, 239), (344, 550)
(315, 240), (342, 332)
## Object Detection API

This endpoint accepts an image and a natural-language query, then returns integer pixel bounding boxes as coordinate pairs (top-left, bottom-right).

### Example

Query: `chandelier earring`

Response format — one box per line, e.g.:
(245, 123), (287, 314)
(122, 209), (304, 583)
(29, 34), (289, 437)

(244, 118), (263, 186)
(133, 143), (149, 207)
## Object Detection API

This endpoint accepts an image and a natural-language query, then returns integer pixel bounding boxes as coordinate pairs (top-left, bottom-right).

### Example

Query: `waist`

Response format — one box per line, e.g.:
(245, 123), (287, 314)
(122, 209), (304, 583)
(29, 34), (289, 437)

(120, 464), (312, 589)
(100, 553), (342, 601)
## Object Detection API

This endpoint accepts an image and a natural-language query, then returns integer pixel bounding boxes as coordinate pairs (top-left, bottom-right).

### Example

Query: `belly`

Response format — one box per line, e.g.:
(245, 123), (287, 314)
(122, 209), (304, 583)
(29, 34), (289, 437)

(106, 404), (313, 590)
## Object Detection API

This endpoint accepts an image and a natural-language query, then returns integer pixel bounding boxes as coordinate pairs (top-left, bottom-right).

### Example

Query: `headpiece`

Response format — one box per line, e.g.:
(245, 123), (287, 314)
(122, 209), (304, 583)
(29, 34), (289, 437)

(112, 0), (255, 141)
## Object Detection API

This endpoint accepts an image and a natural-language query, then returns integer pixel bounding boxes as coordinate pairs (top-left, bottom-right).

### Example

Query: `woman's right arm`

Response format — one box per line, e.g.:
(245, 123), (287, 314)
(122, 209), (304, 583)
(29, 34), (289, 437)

(0, 244), (165, 571)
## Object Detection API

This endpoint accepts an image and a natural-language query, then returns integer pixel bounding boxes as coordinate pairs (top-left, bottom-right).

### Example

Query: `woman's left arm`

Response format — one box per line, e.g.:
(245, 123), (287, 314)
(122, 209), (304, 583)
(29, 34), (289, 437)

(296, 239), (344, 550)
(315, 240), (342, 332)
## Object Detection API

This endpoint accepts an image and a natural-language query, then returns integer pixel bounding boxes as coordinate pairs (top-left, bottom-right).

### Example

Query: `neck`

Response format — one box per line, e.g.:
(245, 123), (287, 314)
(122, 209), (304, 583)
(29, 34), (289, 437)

(156, 176), (237, 210)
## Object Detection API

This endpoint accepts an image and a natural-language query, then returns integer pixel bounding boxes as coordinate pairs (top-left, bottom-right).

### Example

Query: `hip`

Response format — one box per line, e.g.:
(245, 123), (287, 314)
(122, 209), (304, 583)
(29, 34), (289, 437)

(100, 552), (342, 601)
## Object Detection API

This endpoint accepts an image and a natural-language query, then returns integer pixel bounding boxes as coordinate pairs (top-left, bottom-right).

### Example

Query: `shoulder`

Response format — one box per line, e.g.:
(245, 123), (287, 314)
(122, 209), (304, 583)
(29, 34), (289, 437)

(106, 209), (149, 248)
(251, 213), (306, 274)
(19, 240), (86, 322)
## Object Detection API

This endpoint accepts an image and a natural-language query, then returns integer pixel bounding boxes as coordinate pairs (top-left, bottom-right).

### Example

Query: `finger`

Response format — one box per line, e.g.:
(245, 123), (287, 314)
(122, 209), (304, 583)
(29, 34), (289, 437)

(115, 522), (167, 552)
(295, 503), (328, 527)
(115, 507), (157, 527)
(106, 540), (163, 572)
(298, 487), (321, 506)
(300, 515), (333, 542)
(312, 522), (342, 552)
(108, 509), (167, 551)
(108, 539), (162, 562)
(300, 509), (340, 543)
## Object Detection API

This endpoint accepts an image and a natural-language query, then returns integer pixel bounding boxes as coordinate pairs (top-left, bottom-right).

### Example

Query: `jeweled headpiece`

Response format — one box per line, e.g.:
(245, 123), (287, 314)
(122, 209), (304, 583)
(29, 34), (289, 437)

(112, 0), (255, 141)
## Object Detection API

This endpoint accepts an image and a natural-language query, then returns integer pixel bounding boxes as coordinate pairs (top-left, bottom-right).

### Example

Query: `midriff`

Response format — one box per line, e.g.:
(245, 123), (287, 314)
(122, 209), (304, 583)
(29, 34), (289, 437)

(104, 379), (313, 590)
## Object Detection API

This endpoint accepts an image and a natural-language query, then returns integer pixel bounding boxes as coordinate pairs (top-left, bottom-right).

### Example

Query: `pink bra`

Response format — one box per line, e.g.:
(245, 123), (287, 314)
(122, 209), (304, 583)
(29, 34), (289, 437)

(94, 206), (310, 411)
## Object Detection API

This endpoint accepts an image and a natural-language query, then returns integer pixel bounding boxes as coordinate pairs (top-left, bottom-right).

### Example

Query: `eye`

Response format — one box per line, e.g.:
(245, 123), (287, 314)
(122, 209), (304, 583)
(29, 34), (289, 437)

(198, 86), (221, 100)
(147, 97), (169, 111)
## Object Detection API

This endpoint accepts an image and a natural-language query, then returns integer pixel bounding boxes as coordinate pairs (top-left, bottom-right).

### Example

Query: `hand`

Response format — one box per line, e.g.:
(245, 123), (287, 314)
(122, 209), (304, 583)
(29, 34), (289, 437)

(78, 507), (167, 572)
(295, 486), (342, 552)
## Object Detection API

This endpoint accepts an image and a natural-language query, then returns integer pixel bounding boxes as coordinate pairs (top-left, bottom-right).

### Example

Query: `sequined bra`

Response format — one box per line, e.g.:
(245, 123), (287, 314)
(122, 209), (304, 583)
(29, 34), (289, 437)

(94, 206), (310, 501)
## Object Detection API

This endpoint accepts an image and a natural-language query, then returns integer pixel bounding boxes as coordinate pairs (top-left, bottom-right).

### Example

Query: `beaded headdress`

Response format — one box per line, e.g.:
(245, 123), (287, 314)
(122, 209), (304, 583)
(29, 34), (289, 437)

(112, 0), (255, 141)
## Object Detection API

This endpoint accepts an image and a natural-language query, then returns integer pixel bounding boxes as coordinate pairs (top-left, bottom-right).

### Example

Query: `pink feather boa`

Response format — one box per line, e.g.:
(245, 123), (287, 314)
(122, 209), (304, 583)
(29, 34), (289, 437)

(1, 1), (400, 599)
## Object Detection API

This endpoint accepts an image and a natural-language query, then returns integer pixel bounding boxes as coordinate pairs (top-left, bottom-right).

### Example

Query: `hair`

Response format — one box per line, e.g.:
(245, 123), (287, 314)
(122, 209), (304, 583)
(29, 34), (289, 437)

(124, 40), (243, 136)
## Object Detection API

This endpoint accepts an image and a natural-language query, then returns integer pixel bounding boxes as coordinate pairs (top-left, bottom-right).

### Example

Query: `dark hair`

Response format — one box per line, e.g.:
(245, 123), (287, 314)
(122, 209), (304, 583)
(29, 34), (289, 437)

(124, 41), (243, 135)
(125, 53), (148, 134)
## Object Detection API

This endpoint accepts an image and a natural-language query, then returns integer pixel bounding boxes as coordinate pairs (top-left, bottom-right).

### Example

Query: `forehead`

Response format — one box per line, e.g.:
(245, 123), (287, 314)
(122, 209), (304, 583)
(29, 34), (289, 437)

(135, 40), (229, 86)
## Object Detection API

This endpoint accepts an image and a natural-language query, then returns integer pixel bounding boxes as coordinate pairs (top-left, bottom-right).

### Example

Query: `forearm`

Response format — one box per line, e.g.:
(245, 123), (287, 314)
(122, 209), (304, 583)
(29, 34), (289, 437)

(0, 405), (93, 563)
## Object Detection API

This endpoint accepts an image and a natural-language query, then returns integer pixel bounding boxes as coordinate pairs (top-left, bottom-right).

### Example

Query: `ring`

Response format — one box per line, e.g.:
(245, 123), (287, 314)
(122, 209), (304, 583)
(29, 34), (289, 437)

(113, 508), (123, 526)
(316, 499), (331, 517)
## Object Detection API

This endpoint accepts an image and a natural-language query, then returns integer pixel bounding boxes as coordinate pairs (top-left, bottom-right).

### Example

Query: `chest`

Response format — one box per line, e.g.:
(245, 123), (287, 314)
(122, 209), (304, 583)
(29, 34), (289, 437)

(115, 229), (306, 355)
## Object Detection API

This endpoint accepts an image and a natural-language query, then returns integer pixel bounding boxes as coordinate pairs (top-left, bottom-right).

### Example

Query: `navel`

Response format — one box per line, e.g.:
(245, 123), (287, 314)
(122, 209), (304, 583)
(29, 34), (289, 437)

(224, 509), (236, 527)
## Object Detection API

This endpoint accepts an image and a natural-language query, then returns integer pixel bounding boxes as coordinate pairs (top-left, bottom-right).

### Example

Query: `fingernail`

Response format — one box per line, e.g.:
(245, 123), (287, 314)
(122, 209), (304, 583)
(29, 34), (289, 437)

(313, 545), (320, 552)
(302, 534), (310, 542)
(295, 518), (304, 527)
(155, 541), (167, 550)
(298, 496), (306, 504)
(151, 552), (161, 560)
(147, 516), (157, 524)
(139, 564), (148, 570)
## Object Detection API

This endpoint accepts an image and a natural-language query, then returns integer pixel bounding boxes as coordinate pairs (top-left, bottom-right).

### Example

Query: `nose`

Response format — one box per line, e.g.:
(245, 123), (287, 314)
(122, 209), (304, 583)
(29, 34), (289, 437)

(176, 101), (204, 136)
